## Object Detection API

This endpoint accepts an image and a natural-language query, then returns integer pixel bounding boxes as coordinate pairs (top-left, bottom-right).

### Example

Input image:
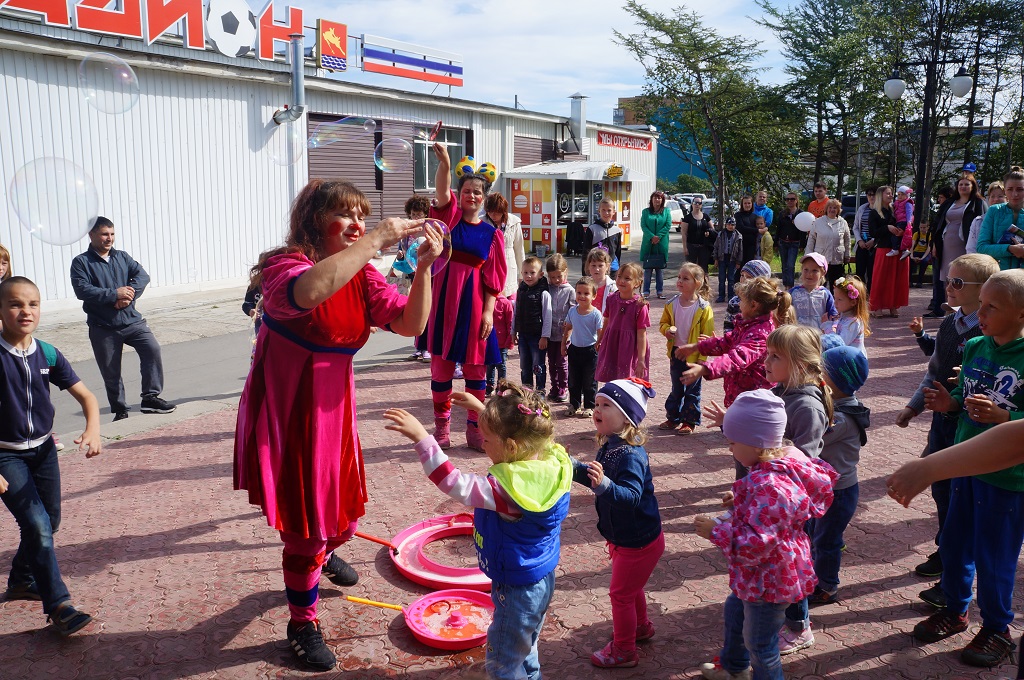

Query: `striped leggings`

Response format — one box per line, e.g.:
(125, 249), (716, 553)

(430, 357), (486, 426)
(280, 521), (357, 624)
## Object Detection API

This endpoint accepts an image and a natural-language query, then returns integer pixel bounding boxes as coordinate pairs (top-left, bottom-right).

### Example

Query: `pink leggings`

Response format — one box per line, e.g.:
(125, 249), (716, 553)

(430, 356), (486, 425)
(280, 521), (357, 624)
(608, 531), (665, 652)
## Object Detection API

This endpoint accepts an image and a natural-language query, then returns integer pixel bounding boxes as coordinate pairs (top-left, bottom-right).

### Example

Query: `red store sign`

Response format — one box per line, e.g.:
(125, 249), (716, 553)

(597, 131), (654, 152)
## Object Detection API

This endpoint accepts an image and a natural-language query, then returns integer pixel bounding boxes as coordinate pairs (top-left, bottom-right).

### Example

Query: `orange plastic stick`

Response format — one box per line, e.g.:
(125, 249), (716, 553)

(354, 531), (399, 553)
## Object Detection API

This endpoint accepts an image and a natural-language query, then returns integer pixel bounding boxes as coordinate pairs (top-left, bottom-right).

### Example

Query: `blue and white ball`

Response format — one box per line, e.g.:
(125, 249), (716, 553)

(454, 155), (476, 179)
(206, 0), (257, 58)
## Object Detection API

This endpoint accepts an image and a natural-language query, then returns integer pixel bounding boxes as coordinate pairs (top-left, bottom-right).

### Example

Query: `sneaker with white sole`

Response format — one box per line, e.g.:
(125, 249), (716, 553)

(700, 658), (752, 680)
(900, 250), (911, 260)
(778, 626), (814, 655)
(885, 249), (898, 257)
(141, 396), (176, 414)
(421, 351), (432, 362)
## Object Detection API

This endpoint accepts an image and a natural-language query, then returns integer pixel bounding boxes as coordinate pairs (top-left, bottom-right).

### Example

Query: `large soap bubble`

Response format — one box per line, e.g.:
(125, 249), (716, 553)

(267, 122), (306, 167)
(78, 53), (140, 114)
(9, 157), (100, 246)
(374, 138), (414, 173)
(308, 117), (376, 149)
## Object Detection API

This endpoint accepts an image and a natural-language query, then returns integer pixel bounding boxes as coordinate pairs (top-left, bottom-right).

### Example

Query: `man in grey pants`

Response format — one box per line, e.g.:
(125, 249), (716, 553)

(70, 216), (175, 421)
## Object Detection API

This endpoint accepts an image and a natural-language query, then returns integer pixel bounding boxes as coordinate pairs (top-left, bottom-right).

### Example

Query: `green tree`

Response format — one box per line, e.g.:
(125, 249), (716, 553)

(616, 2), (801, 225)
(676, 174), (714, 194)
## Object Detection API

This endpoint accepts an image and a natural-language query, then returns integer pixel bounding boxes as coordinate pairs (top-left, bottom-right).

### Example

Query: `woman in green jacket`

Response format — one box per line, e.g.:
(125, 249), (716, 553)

(976, 166), (1024, 270)
(640, 191), (672, 298)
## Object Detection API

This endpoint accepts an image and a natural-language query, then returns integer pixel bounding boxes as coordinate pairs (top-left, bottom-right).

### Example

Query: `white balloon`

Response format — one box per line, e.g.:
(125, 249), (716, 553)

(794, 211), (815, 232)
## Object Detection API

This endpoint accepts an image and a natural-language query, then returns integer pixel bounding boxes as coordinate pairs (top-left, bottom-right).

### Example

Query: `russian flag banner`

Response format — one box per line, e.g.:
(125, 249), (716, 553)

(361, 34), (463, 87)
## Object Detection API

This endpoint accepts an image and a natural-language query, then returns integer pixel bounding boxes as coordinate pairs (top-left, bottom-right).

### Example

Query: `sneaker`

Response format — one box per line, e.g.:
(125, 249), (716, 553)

(485, 384), (494, 398)
(52, 434), (64, 451)
(549, 392), (568, 403)
(924, 310), (945, 318)
(657, 293), (666, 299)
(47, 603), (93, 636)
(915, 552), (943, 578)
(579, 408), (594, 419)
(406, 351), (422, 361)
(700, 658), (753, 680)
(918, 583), (947, 609)
(676, 423), (694, 436)
(287, 619), (337, 671)
(900, 250), (911, 260)
(321, 552), (358, 587)
(808, 587), (839, 606)
(4, 583), (41, 601)
(141, 396), (176, 414)
(421, 351), (432, 362)
(961, 627), (1015, 667)
(715, 297), (726, 303)
(566, 405), (578, 417)
(886, 249), (898, 257)
(466, 423), (484, 452)
(635, 621), (656, 642)
(658, 419), (679, 431)
(453, 364), (464, 380)
(778, 626), (814, 655)
(434, 418), (452, 450)
(590, 641), (638, 668)
(112, 410), (129, 422)
(913, 609), (969, 643)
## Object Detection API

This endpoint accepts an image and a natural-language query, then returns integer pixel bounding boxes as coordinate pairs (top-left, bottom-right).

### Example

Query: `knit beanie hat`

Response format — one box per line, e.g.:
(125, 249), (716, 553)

(820, 333), (845, 351)
(897, 185), (913, 196)
(721, 389), (787, 449)
(597, 378), (656, 428)
(741, 259), (772, 279)
(823, 346), (869, 396)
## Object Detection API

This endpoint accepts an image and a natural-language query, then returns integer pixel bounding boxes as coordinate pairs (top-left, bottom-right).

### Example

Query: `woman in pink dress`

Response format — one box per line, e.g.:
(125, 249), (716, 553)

(425, 143), (507, 451)
(233, 179), (440, 671)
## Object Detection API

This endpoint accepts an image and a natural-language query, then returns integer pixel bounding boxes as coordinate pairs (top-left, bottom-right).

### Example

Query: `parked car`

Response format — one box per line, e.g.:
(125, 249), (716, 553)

(841, 194), (868, 227)
(666, 200), (686, 232)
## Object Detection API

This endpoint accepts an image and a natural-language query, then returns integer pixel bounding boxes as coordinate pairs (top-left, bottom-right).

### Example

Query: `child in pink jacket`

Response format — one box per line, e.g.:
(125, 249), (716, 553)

(695, 389), (837, 680)
(676, 277), (791, 407)
(486, 294), (515, 396)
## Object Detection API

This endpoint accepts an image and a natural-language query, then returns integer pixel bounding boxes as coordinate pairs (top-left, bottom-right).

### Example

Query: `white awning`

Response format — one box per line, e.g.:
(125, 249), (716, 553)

(503, 160), (649, 182)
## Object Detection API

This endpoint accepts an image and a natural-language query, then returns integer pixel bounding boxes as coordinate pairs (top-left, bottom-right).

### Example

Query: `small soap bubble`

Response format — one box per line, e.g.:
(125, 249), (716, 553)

(308, 117), (376, 148)
(9, 157), (99, 246)
(374, 138), (414, 173)
(78, 53), (140, 114)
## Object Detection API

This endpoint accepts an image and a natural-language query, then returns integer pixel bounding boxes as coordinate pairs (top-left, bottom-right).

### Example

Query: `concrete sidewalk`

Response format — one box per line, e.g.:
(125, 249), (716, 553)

(1, 285), (1019, 679)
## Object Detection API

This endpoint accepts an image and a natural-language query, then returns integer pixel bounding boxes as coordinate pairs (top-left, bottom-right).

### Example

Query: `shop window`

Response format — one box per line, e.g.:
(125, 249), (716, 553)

(414, 128), (466, 191)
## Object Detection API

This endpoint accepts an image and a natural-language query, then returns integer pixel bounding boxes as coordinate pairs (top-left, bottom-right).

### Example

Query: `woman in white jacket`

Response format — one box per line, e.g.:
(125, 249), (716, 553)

(806, 199), (852, 287)
(485, 193), (526, 297)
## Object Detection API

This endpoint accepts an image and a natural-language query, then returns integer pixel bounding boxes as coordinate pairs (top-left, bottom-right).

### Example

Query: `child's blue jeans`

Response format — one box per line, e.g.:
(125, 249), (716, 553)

(666, 356), (702, 425)
(486, 572), (555, 680)
(718, 256), (735, 300)
(808, 483), (860, 592)
(486, 349), (509, 388)
(0, 438), (70, 615)
(720, 594), (788, 679)
(518, 335), (546, 392)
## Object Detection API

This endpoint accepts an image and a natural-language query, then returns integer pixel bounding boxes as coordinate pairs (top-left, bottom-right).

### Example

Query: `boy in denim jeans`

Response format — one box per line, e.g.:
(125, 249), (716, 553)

(514, 257), (551, 391)
(0, 276), (102, 635)
(913, 268), (1024, 668)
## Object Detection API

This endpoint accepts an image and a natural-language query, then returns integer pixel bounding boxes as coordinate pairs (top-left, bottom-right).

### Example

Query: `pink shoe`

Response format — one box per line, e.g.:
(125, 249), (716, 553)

(434, 418), (452, 449)
(466, 422), (484, 452)
(590, 641), (638, 668)
(635, 620), (656, 642)
(778, 626), (814, 655)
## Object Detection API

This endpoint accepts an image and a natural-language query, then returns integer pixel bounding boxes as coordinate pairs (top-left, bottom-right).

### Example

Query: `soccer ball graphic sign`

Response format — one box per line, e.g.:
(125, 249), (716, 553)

(206, 0), (257, 58)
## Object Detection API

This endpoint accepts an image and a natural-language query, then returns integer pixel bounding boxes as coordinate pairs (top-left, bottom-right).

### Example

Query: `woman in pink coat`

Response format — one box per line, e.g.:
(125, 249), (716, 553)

(233, 179), (441, 671)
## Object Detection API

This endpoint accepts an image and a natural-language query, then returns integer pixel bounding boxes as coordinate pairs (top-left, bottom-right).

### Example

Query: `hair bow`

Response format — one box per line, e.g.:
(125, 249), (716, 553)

(593, 242), (610, 253)
(517, 404), (546, 417)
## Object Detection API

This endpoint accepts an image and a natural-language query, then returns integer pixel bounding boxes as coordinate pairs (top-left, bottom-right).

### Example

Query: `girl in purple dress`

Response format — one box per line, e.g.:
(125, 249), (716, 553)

(426, 144), (507, 451)
(596, 261), (650, 382)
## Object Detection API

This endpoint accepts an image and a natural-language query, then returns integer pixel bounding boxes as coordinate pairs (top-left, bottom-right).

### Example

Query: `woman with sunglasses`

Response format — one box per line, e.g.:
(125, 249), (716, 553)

(683, 196), (715, 275)
(776, 193), (806, 288)
(928, 172), (987, 317)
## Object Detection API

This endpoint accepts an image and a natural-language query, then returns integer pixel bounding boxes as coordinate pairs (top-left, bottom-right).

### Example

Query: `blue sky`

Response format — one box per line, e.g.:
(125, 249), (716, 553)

(293, 0), (789, 124)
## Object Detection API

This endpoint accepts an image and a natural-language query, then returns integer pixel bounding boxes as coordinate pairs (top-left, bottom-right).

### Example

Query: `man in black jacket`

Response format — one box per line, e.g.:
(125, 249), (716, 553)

(70, 217), (175, 421)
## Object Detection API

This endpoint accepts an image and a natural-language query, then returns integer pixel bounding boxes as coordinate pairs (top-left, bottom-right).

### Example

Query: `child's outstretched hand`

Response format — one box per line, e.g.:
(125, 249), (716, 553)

(895, 406), (917, 428)
(721, 490), (735, 508)
(76, 431), (102, 458)
(679, 363), (706, 386)
(673, 347), (688, 361)
(923, 380), (957, 413)
(676, 342), (699, 356)
(0, 472), (7, 494)
(703, 400), (726, 429)
(694, 515), (715, 539)
(383, 408), (429, 443)
(586, 460), (604, 487)
(451, 392), (485, 415)
(908, 317), (924, 335)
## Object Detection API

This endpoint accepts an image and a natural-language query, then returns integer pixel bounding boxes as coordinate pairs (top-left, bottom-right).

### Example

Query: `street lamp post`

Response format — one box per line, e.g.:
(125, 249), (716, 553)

(884, 63), (973, 228)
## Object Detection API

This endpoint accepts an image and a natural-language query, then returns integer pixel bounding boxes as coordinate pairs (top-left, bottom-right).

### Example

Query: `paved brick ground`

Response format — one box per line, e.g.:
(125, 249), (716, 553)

(2, 286), (1021, 679)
